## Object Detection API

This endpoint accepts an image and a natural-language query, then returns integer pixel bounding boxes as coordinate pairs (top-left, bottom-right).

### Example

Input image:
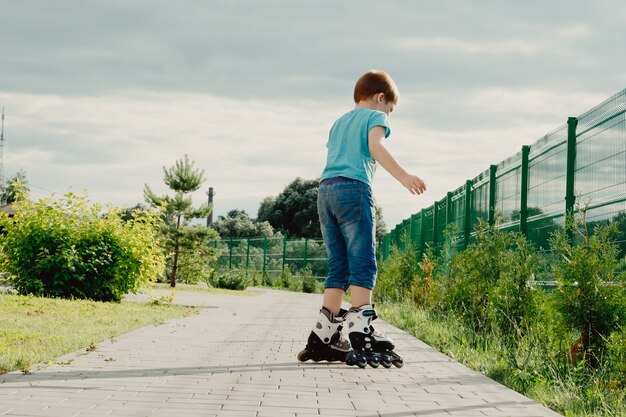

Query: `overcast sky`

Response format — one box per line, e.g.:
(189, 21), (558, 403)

(1, 1), (625, 230)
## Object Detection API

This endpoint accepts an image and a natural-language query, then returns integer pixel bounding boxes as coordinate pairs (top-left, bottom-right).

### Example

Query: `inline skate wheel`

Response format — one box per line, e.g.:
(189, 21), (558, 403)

(297, 349), (310, 362)
(368, 359), (380, 368)
(346, 351), (367, 368)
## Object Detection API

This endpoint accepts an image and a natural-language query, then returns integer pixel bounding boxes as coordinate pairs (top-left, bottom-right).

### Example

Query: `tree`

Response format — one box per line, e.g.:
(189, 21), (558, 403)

(257, 197), (275, 223)
(211, 210), (275, 238)
(144, 155), (215, 287)
(257, 177), (320, 238)
(375, 206), (387, 243)
(258, 177), (388, 240)
(0, 170), (29, 205)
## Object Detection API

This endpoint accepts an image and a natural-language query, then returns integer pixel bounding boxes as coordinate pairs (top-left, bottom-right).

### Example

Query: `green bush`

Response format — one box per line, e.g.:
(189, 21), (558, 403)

(489, 234), (538, 347)
(374, 236), (418, 302)
(280, 267), (302, 292)
(208, 269), (251, 290)
(440, 221), (525, 334)
(607, 326), (626, 387)
(300, 266), (322, 293)
(0, 192), (164, 302)
(549, 209), (626, 368)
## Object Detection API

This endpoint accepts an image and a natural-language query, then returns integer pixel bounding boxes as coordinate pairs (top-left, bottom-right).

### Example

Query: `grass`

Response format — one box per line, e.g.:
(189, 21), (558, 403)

(0, 292), (197, 375)
(378, 300), (626, 417)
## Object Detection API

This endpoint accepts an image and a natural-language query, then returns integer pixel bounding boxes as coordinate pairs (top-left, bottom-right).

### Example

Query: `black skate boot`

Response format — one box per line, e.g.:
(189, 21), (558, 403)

(297, 307), (351, 363)
(344, 304), (403, 369)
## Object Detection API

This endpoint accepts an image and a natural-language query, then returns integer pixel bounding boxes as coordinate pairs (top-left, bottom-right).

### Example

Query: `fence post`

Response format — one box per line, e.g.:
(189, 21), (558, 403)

(446, 192), (452, 225)
(262, 237), (267, 276)
(228, 238), (233, 269)
(488, 164), (497, 226)
(245, 238), (250, 275)
(282, 234), (287, 271)
(303, 238), (309, 269)
(464, 180), (472, 249)
(520, 145), (530, 236)
(566, 117), (578, 219)
(445, 192), (453, 249)
(432, 201), (439, 252)
(420, 209), (426, 256)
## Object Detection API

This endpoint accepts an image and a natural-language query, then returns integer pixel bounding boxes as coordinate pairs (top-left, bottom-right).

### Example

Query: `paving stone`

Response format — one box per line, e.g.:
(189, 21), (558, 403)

(0, 289), (563, 417)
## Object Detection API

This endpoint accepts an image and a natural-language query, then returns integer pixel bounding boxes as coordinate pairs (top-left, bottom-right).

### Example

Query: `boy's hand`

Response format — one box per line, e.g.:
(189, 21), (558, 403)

(401, 174), (426, 195)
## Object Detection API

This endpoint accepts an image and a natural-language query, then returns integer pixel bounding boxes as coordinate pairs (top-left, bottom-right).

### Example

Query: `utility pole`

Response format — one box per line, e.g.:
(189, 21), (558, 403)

(206, 187), (215, 226)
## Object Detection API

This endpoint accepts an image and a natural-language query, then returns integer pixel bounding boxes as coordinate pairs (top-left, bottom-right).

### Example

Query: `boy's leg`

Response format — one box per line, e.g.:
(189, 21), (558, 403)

(318, 184), (350, 304)
(296, 181), (351, 363)
(323, 288), (345, 316)
(349, 285), (372, 308)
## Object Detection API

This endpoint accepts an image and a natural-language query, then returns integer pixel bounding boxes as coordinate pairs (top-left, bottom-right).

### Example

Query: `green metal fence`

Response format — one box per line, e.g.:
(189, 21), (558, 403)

(380, 88), (626, 260)
(208, 236), (328, 278)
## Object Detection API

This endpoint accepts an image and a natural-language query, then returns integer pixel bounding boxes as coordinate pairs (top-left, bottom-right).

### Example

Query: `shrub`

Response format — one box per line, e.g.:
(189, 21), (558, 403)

(489, 234), (538, 348)
(0, 192), (164, 302)
(300, 267), (322, 293)
(413, 250), (435, 308)
(207, 269), (251, 290)
(606, 326), (626, 387)
(440, 220), (523, 334)
(170, 245), (216, 285)
(549, 208), (626, 369)
(374, 236), (418, 302)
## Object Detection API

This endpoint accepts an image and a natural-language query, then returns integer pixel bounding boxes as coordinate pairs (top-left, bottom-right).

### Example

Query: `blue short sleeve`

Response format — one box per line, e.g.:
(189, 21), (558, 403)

(320, 108), (392, 186)
(367, 111), (391, 138)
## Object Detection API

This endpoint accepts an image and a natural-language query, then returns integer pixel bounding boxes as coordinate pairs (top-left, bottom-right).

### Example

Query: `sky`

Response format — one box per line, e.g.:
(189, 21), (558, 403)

(1, 0), (625, 230)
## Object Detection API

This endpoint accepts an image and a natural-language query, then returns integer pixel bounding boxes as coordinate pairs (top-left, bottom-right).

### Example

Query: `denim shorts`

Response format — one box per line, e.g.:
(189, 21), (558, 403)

(317, 177), (377, 290)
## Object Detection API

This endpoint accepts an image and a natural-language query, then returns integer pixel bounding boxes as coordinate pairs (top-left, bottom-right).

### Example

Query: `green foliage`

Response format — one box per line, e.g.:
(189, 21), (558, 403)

(375, 206), (387, 243)
(413, 250), (436, 308)
(376, 207), (626, 416)
(374, 235), (418, 302)
(489, 234), (538, 348)
(440, 220), (523, 333)
(207, 269), (251, 291)
(257, 177), (321, 238)
(0, 170), (29, 205)
(606, 326), (626, 386)
(163, 154), (205, 193)
(144, 155), (213, 287)
(148, 291), (176, 305)
(161, 225), (219, 285)
(0, 192), (164, 302)
(257, 177), (388, 239)
(549, 207), (626, 368)
(302, 268), (320, 294)
(211, 210), (275, 238)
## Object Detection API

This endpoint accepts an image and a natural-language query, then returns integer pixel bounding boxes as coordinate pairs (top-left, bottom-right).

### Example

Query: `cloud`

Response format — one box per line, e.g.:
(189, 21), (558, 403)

(394, 37), (542, 56)
(0, 90), (343, 216)
(1, 1), (625, 230)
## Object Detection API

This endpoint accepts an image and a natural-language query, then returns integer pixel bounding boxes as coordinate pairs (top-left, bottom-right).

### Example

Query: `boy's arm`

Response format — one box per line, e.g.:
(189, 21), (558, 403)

(368, 126), (426, 195)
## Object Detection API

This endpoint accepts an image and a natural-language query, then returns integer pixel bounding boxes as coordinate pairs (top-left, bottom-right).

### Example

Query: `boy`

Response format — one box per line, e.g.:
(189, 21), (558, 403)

(297, 70), (426, 368)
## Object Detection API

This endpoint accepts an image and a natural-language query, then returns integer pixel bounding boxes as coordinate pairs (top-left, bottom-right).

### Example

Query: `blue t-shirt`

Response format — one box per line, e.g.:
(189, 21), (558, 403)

(320, 108), (391, 186)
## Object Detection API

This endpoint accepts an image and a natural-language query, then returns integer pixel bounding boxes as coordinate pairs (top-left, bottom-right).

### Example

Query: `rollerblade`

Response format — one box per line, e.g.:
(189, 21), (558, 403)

(297, 307), (351, 363)
(344, 304), (403, 369)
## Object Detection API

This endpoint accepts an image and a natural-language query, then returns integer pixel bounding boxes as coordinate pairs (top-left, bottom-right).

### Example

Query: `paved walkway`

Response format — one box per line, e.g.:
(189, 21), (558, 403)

(0, 288), (562, 417)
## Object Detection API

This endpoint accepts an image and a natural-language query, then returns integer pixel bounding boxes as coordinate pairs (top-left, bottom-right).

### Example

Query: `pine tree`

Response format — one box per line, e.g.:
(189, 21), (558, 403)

(144, 155), (213, 287)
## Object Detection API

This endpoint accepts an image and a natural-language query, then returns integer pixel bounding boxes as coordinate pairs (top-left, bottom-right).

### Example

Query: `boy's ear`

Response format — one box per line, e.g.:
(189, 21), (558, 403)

(374, 92), (385, 103)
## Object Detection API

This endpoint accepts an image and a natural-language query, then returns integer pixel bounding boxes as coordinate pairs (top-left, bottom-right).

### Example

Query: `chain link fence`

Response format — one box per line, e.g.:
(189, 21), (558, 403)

(209, 236), (328, 279)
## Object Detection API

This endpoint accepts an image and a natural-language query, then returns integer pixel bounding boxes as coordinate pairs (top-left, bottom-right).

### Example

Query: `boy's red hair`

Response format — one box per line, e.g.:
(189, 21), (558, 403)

(353, 70), (399, 104)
